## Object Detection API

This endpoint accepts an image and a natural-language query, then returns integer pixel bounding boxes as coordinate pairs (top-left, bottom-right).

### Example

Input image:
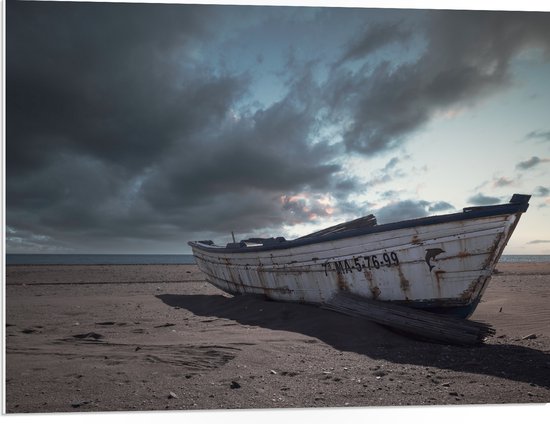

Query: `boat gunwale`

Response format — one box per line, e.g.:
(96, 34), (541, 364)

(188, 195), (530, 254)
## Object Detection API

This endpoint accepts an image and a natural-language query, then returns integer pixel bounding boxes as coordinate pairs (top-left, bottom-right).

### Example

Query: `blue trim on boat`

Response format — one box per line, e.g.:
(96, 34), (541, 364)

(189, 194), (530, 254)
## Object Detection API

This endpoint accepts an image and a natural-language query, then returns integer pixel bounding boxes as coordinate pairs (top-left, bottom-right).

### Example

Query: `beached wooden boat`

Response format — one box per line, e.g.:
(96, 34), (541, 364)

(189, 194), (530, 319)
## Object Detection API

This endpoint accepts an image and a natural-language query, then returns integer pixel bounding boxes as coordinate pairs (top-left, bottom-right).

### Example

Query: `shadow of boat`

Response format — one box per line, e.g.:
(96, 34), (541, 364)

(156, 293), (550, 390)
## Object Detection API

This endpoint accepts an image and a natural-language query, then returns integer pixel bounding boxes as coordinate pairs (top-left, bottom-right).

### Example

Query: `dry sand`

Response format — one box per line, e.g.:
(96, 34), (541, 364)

(4, 262), (550, 413)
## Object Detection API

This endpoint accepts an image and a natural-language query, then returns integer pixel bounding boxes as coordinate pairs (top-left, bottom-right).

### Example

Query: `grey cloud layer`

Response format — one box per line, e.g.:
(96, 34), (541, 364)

(516, 156), (550, 170)
(468, 193), (503, 205)
(376, 199), (455, 224)
(7, 2), (346, 250)
(329, 10), (550, 155)
(7, 2), (550, 252)
(525, 130), (550, 142)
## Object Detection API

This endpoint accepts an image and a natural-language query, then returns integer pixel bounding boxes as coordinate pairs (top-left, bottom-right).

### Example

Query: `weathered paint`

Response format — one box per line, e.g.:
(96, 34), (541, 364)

(189, 196), (529, 318)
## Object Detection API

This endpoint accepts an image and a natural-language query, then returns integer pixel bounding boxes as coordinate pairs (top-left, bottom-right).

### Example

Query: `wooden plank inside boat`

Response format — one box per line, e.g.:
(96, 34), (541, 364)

(296, 214), (377, 240)
(322, 292), (495, 346)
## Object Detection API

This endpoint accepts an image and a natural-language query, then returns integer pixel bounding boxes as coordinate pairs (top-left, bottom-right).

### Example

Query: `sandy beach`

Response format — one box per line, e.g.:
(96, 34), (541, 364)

(4, 262), (550, 413)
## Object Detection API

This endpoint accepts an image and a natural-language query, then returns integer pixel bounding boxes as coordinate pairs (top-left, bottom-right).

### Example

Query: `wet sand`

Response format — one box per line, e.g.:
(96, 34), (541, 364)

(4, 262), (550, 413)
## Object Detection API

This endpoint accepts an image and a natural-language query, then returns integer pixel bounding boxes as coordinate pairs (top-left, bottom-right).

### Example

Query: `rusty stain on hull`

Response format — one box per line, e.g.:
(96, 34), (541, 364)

(370, 286), (381, 299)
(397, 266), (411, 300)
(433, 270), (445, 299)
(460, 278), (479, 300)
(336, 272), (349, 292)
(363, 267), (378, 299)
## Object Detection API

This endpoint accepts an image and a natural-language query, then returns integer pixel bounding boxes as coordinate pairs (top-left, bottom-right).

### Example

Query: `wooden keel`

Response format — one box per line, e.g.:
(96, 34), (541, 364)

(322, 292), (495, 346)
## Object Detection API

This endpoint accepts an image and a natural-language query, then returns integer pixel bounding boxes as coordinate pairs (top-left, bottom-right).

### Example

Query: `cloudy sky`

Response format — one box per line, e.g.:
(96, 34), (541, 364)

(6, 0), (550, 254)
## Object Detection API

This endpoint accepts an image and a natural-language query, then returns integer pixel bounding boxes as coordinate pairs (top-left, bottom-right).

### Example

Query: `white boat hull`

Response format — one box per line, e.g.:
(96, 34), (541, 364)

(189, 195), (529, 318)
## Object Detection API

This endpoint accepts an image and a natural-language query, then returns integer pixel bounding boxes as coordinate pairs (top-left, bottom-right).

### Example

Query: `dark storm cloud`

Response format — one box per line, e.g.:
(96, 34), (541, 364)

(467, 193), (502, 205)
(375, 199), (454, 224)
(7, 1), (347, 251)
(137, 62), (343, 233)
(428, 201), (455, 212)
(516, 156), (550, 170)
(7, 2), (223, 245)
(337, 21), (412, 64)
(142, 99), (337, 208)
(534, 186), (550, 196)
(525, 130), (550, 142)
(493, 177), (514, 187)
(6, 225), (66, 252)
(8, 1), (217, 174)
(7, 3), (550, 253)
(367, 156), (407, 186)
(330, 10), (550, 155)
(378, 189), (401, 200)
(333, 178), (359, 196)
(376, 200), (428, 223)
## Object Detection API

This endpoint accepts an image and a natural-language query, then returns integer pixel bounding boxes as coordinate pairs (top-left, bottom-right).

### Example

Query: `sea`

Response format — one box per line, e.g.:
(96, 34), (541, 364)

(5, 253), (550, 265)
(5, 254), (196, 265)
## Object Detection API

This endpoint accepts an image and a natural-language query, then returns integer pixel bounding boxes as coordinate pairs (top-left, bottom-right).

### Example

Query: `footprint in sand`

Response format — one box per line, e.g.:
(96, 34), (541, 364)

(95, 321), (128, 326)
(21, 326), (42, 334)
(67, 332), (105, 342)
(154, 323), (176, 328)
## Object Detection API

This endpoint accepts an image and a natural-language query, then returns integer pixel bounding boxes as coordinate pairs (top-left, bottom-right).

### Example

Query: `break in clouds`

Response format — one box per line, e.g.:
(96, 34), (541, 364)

(6, 1), (550, 252)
